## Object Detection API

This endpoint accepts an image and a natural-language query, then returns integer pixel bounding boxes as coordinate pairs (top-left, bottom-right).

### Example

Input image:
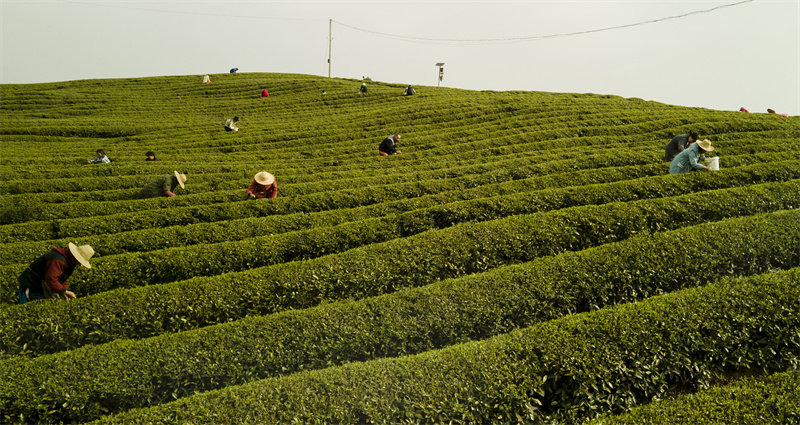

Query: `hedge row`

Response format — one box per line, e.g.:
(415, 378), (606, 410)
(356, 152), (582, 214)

(1, 179), (797, 355)
(4, 159), (795, 269)
(590, 370), (800, 425)
(89, 267), (800, 424)
(3, 165), (798, 302)
(0, 144), (618, 223)
(1, 209), (796, 423)
(0, 150), (661, 242)
(3, 130), (795, 197)
(0, 160), (665, 268)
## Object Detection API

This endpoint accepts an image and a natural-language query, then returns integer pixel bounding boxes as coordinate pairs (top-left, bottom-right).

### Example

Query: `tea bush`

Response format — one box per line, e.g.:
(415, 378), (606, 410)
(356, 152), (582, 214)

(1, 210), (796, 423)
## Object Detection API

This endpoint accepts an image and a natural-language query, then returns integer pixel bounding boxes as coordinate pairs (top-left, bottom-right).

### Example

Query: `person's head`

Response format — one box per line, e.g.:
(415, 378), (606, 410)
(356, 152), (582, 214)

(254, 171), (275, 186)
(696, 139), (714, 154)
(233, 116), (239, 122)
(392, 133), (401, 142)
(688, 132), (699, 143)
(96, 149), (105, 157)
(145, 151), (155, 159)
(68, 242), (95, 269)
(173, 171), (187, 189)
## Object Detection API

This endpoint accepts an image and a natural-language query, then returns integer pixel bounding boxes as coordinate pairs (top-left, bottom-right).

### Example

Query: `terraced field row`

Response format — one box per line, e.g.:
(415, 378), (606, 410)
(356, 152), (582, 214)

(1, 72), (797, 424)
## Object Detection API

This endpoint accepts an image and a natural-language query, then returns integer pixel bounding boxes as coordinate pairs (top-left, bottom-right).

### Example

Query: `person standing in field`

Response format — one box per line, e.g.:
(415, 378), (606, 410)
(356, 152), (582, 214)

(17, 243), (94, 304)
(140, 171), (187, 198)
(225, 116), (240, 132)
(664, 132), (699, 162)
(145, 151), (159, 161)
(203, 74), (211, 84)
(359, 82), (368, 94)
(404, 85), (416, 96)
(261, 89), (270, 98)
(246, 172), (278, 199)
(669, 139), (714, 174)
(87, 149), (111, 164)
(379, 134), (402, 156)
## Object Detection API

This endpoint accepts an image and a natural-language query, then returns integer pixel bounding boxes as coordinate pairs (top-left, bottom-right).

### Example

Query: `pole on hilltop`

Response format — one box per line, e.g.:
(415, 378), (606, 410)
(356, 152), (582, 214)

(328, 19), (332, 78)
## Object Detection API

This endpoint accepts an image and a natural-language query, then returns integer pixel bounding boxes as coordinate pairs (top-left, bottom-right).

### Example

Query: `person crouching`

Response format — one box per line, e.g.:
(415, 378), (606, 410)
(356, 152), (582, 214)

(18, 243), (94, 303)
(247, 172), (277, 199)
(140, 171), (187, 198)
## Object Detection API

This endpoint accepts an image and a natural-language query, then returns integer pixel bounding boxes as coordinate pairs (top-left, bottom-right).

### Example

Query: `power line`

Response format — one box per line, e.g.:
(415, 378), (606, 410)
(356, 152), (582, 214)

(333, 0), (755, 45)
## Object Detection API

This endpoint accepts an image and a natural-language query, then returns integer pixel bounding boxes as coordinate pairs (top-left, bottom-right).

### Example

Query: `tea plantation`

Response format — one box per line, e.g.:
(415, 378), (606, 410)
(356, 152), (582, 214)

(1, 72), (798, 424)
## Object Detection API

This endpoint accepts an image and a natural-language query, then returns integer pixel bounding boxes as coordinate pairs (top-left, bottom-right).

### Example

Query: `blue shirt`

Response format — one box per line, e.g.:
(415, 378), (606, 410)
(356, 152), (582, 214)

(669, 142), (705, 174)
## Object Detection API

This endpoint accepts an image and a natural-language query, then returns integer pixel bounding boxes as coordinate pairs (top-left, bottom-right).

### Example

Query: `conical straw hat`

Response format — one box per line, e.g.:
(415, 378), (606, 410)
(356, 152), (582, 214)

(254, 172), (275, 186)
(68, 242), (94, 269)
(174, 171), (187, 189)
(697, 139), (715, 152)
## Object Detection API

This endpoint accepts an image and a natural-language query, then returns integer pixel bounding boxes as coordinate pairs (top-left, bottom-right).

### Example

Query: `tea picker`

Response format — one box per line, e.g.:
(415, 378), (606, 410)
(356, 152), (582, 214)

(664, 132), (699, 162)
(18, 243), (94, 304)
(140, 171), (187, 198)
(378, 133), (402, 156)
(247, 172), (278, 199)
(225, 116), (239, 132)
(669, 139), (715, 174)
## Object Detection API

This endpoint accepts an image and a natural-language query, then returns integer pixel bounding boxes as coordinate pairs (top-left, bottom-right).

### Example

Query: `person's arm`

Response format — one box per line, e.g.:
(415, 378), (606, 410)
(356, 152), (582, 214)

(267, 182), (278, 198)
(246, 180), (258, 198)
(689, 150), (709, 171)
(43, 259), (68, 295)
(163, 177), (176, 197)
(382, 139), (396, 154)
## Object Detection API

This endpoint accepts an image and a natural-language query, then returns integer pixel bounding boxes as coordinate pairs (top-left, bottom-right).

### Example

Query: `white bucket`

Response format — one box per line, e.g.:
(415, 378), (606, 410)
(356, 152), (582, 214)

(706, 156), (719, 171)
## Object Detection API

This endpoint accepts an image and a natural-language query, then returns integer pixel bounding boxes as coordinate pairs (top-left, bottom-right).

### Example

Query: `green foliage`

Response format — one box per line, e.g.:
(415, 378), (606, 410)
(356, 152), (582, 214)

(590, 370), (800, 425)
(91, 268), (800, 424)
(1, 72), (798, 424)
(0, 210), (796, 424)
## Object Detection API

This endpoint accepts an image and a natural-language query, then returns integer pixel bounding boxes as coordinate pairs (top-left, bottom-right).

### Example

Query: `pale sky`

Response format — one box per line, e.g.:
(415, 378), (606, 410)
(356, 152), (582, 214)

(2, 0), (798, 115)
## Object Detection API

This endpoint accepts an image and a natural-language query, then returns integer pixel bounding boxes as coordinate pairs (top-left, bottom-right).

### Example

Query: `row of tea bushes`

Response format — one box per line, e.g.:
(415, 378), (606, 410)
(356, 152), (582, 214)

(3, 160), (795, 268)
(5, 166), (797, 300)
(0, 162), (661, 261)
(0, 150), (662, 243)
(2, 180), (797, 354)
(88, 267), (800, 424)
(1, 210), (796, 423)
(590, 370), (800, 425)
(0, 143), (625, 222)
(0, 137), (636, 194)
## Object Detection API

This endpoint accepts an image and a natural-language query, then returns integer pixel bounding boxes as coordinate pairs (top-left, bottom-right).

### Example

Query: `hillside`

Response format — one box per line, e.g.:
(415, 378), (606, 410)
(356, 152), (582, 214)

(1, 72), (798, 424)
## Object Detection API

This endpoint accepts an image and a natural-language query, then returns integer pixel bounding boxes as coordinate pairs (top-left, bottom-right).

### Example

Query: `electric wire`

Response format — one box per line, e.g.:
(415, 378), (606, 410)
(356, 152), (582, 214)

(332, 0), (755, 45)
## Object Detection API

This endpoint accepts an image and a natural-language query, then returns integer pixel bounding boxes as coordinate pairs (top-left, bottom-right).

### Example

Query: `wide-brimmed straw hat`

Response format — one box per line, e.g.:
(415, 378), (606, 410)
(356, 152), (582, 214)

(254, 171), (275, 185)
(174, 171), (187, 189)
(68, 242), (95, 269)
(697, 139), (715, 152)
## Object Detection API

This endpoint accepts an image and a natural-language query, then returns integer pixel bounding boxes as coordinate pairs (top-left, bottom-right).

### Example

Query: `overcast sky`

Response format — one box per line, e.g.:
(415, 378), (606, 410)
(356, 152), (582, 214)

(2, 0), (798, 115)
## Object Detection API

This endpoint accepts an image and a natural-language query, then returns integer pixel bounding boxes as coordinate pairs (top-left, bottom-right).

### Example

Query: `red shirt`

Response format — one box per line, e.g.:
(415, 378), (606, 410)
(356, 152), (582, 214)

(246, 179), (277, 198)
(45, 247), (77, 294)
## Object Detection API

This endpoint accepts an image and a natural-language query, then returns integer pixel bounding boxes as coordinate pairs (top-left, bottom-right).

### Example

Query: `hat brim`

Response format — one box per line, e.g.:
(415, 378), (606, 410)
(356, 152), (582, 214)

(697, 140), (715, 152)
(68, 242), (92, 269)
(255, 173), (275, 186)
(174, 171), (186, 189)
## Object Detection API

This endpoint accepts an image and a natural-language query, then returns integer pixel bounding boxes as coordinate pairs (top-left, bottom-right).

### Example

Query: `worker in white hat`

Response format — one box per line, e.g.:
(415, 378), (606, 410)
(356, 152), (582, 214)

(246, 171), (277, 199)
(669, 139), (715, 174)
(17, 243), (94, 303)
(140, 171), (187, 198)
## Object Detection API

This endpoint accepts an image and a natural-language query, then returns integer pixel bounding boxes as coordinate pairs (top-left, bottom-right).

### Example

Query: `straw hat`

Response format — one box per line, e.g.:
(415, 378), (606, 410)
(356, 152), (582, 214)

(696, 139), (715, 152)
(68, 242), (95, 269)
(254, 171), (275, 186)
(174, 171), (187, 189)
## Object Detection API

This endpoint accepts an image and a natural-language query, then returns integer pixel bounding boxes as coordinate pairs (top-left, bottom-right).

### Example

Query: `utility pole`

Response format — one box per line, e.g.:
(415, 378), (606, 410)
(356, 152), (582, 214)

(328, 19), (332, 78)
